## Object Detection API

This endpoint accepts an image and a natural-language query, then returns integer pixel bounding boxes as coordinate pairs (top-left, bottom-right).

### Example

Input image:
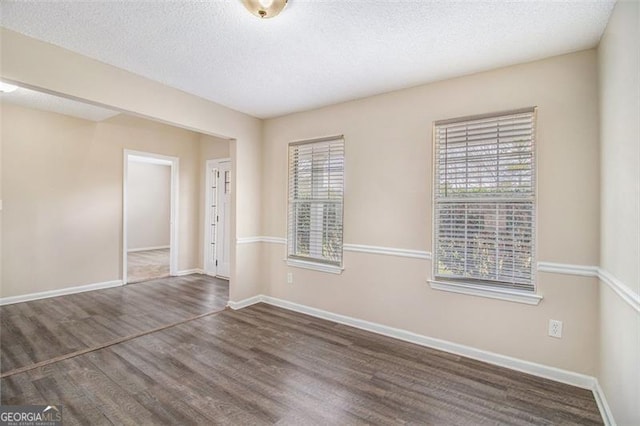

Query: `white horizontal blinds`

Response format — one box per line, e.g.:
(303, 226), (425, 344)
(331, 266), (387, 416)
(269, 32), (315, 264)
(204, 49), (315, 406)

(434, 109), (536, 291)
(288, 137), (344, 266)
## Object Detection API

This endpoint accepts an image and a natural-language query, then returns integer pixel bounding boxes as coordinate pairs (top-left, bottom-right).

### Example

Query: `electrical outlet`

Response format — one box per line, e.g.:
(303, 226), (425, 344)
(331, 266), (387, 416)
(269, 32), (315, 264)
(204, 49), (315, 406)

(548, 320), (563, 338)
(287, 272), (293, 284)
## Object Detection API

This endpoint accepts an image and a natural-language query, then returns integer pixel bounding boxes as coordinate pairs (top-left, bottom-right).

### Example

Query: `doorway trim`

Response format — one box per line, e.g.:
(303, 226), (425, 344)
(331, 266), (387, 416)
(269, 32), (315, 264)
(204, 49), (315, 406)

(123, 149), (180, 284)
(204, 158), (231, 277)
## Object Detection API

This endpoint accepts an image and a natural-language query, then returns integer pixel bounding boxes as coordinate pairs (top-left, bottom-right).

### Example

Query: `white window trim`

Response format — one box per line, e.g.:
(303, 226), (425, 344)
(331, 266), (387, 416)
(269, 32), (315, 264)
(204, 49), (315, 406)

(428, 279), (542, 305)
(431, 107), (542, 301)
(285, 257), (344, 274)
(286, 135), (345, 271)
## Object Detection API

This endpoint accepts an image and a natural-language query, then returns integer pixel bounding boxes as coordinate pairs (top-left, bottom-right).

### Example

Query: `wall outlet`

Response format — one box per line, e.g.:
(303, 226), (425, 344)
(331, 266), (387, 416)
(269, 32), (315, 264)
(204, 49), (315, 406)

(287, 272), (293, 284)
(548, 319), (563, 338)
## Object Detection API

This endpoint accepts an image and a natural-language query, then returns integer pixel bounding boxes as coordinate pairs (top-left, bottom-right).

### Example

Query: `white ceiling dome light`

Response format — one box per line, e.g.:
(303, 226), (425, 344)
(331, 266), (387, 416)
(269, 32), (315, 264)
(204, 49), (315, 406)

(0, 1), (616, 118)
(241, 0), (288, 19)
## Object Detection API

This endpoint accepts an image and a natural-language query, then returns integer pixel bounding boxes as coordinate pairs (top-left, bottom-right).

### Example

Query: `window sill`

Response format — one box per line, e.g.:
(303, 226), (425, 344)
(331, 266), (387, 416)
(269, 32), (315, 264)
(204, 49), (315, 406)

(428, 279), (543, 305)
(285, 258), (344, 274)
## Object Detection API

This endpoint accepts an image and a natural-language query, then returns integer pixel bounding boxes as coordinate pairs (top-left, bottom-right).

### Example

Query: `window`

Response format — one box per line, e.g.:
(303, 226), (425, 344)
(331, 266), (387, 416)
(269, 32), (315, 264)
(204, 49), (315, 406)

(433, 108), (536, 295)
(287, 136), (344, 271)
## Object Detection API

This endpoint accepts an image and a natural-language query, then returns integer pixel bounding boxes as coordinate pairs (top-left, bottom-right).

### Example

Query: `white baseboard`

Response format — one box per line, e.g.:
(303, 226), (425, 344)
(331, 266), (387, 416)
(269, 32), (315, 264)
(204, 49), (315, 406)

(174, 269), (204, 276)
(0, 279), (123, 306)
(227, 295), (263, 310)
(127, 245), (170, 253)
(593, 380), (616, 426)
(0, 269), (214, 306)
(260, 296), (595, 388)
(227, 293), (611, 424)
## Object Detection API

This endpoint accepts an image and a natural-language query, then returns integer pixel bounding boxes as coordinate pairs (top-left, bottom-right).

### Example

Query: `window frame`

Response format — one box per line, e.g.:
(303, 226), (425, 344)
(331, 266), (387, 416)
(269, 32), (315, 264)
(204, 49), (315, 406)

(286, 135), (345, 274)
(429, 108), (542, 305)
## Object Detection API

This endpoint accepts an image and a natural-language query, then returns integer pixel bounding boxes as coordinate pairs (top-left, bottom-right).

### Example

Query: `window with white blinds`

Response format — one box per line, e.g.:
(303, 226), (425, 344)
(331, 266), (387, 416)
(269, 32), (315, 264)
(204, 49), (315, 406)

(434, 108), (536, 292)
(288, 136), (344, 267)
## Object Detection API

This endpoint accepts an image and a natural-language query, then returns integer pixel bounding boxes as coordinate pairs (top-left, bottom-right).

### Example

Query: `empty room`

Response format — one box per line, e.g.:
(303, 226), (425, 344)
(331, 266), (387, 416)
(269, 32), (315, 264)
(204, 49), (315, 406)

(0, 1), (638, 425)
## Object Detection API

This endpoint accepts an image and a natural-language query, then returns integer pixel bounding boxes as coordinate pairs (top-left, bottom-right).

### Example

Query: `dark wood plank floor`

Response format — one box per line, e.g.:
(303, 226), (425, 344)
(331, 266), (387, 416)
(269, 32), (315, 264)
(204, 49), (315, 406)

(0, 274), (228, 374)
(1, 299), (602, 425)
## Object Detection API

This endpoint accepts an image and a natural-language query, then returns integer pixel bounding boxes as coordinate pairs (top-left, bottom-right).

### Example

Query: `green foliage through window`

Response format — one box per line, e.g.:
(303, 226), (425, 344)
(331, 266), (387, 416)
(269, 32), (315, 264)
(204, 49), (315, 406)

(288, 138), (344, 266)
(434, 109), (536, 291)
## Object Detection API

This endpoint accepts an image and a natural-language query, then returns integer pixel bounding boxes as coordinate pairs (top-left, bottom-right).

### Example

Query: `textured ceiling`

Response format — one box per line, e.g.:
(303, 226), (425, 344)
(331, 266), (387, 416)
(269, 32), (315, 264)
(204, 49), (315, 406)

(0, 1), (615, 118)
(1, 86), (120, 122)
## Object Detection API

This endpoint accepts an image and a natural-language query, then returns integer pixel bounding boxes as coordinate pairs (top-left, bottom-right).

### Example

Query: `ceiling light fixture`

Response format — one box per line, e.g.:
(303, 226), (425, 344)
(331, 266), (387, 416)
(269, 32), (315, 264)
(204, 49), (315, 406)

(0, 82), (18, 93)
(241, 0), (288, 19)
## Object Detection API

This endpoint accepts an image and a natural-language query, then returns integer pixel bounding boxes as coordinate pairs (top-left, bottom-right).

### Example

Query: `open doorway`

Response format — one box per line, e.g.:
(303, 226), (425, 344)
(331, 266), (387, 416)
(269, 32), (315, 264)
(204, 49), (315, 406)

(123, 150), (179, 284)
(204, 158), (231, 278)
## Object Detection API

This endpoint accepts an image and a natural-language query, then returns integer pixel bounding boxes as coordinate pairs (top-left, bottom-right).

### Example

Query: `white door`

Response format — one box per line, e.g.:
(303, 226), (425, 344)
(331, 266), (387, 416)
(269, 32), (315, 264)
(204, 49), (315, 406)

(216, 161), (231, 278)
(204, 160), (231, 278)
(204, 163), (219, 275)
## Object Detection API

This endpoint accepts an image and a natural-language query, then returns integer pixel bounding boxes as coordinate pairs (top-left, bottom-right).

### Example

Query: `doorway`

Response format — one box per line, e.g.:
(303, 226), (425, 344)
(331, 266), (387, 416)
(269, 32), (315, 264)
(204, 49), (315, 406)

(123, 150), (179, 284)
(204, 159), (231, 278)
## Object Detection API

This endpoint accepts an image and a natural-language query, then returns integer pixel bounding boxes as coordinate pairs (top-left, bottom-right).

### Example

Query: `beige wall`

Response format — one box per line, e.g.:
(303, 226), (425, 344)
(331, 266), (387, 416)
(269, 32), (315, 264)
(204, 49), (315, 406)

(3, 16), (638, 420)
(200, 134), (231, 160)
(1, 104), (242, 297)
(0, 124), (2, 291)
(262, 50), (600, 375)
(598, 1), (640, 424)
(0, 105), (208, 297)
(599, 0), (640, 295)
(127, 162), (171, 250)
(1, 28), (264, 302)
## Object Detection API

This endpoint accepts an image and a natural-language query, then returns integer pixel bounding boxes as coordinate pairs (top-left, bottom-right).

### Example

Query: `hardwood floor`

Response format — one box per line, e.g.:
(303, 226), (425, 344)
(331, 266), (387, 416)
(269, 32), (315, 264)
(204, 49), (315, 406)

(0, 274), (228, 374)
(1, 294), (602, 425)
(127, 248), (171, 283)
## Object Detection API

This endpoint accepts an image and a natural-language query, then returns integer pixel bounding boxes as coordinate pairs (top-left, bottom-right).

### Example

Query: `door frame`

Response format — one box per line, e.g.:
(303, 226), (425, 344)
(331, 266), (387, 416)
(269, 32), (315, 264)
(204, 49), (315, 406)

(123, 150), (179, 284)
(203, 158), (231, 277)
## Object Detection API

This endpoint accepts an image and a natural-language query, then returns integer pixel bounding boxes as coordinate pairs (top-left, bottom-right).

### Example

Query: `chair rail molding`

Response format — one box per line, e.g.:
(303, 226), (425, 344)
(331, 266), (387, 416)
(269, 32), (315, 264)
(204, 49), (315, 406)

(598, 268), (640, 313)
(537, 261), (599, 277)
